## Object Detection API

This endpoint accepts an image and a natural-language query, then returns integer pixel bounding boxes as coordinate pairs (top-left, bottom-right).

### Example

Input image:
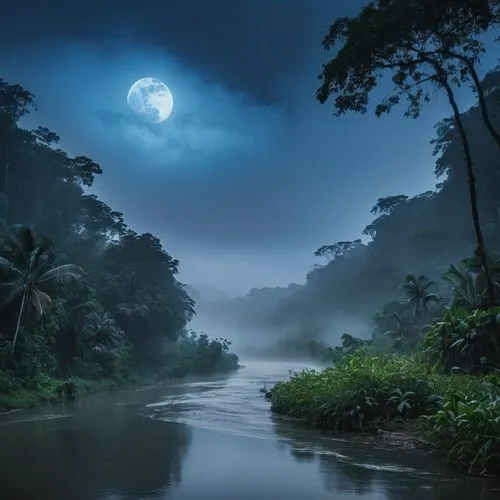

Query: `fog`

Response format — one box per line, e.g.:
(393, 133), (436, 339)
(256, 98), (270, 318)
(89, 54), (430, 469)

(2, 0), (500, 498)
(188, 286), (374, 362)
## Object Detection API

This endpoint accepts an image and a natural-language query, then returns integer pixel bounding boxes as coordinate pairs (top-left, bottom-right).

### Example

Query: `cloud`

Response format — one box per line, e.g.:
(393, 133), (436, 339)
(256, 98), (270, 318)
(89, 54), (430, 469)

(7, 40), (283, 168)
(1, 32), (444, 292)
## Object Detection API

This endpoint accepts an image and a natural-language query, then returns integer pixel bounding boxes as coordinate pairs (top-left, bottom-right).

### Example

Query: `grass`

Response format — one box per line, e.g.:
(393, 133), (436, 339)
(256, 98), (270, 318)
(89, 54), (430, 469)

(267, 350), (500, 476)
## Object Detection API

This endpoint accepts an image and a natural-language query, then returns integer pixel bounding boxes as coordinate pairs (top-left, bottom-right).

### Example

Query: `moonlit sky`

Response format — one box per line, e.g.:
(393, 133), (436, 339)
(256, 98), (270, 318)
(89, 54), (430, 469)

(1, 0), (498, 296)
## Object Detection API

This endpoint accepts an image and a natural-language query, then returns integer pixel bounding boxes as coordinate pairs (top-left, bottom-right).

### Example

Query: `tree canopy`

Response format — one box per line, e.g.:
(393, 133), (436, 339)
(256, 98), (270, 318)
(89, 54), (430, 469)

(0, 77), (224, 393)
(211, 66), (500, 349)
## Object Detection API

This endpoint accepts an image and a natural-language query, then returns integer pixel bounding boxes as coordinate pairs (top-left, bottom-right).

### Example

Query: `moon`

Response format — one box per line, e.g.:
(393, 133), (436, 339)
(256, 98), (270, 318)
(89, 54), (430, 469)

(126, 77), (174, 124)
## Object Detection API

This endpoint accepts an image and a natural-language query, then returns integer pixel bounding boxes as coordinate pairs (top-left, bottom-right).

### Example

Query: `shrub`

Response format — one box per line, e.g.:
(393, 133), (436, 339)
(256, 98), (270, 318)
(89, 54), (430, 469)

(268, 351), (438, 431)
(419, 377), (500, 475)
(159, 331), (239, 379)
(420, 307), (500, 374)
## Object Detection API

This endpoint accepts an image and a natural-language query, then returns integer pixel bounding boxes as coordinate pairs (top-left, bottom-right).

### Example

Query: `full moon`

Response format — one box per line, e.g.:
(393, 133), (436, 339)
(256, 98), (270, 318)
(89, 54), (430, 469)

(126, 77), (174, 124)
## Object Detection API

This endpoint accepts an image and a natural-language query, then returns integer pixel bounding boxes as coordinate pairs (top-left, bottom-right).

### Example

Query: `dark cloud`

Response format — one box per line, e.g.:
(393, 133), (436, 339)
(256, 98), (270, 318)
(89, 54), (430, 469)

(0, 0), (356, 103)
(1, 0), (485, 293)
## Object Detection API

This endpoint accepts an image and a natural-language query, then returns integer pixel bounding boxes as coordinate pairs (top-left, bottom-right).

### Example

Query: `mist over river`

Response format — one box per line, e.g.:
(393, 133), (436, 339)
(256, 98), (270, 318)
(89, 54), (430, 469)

(0, 360), (497, 500)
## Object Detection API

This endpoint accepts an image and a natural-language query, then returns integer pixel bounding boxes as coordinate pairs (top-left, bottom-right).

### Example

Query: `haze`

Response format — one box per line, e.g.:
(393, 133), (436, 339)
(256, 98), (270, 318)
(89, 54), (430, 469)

(3, 0), (496, 296)
(2, 1), (500, 498)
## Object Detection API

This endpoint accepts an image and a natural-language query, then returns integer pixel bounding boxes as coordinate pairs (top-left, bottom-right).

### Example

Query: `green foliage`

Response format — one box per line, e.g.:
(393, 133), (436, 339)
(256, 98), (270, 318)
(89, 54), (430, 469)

(0, 225), (84, 353)
(268, 351), (437, 430)
(0, 78), (239, 410)
(317, 0), (499, 119)
(400, 274), (439, 316)
(268, 351), (500, 476)
(217, 20), (500, 342)
(420, 306), (500, 374)
(159, 331), (239, 379)
(323, 333), (374, 364)
(317, 0), (499, 303)
(419, 378), (500, 475)
(247, 2), (500, 481)
(314, 240), (362, 262)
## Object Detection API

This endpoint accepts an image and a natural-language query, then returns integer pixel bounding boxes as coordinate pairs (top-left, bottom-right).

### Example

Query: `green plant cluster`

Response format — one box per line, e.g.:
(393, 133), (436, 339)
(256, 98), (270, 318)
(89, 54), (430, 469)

(267, 351), (500, 476)
(159, 331), (239, 379)
(0, 79), (239, 411)
(268, 256), (500, 476)
(268, 352), (436, 431)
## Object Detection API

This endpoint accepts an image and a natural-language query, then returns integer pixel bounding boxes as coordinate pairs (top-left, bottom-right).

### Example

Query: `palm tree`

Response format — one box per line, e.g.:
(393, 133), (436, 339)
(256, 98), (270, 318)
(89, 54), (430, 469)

(80, 309), (124, 362)
(0, 226), (84, 353)
(441, 256), (500, 310)
(383, 311), (409, 351)
(400, 274), (439, 317)
(442, 264), (483, 309)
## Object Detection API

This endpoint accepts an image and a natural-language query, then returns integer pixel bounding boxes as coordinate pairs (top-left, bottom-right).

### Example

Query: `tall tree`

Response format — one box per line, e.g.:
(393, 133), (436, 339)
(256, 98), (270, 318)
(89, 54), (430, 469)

(314, 239), (362, 262)
(317, 0), (496, 303)
(400, 273), (439, 316)
(0, 226), (83, 353)
(382, 0), (500, 148)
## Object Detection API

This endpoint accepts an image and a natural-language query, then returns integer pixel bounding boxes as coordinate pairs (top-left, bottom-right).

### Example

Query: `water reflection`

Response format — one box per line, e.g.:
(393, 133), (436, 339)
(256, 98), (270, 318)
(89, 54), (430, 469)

(0, 407), (192, 500)
(271, 414), (498, 500)
(1, 362), (499, 500)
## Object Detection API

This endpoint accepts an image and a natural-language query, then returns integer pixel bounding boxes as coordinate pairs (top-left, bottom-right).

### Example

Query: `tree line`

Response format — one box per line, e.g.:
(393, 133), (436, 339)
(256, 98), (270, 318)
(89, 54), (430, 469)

(266, 1), (500, 478)
(214, 0), (500, 358)
(0, 79), (237, 406)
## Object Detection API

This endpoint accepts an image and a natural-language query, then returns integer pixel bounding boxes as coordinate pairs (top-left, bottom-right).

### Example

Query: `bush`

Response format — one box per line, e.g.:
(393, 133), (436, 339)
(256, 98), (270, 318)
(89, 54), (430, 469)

(419, 377), (500, 475)
(420, 307), (500, 374)
(268, 351), (439, 431)
(268, 349), (500, 476)
(158, 331), (239, 380)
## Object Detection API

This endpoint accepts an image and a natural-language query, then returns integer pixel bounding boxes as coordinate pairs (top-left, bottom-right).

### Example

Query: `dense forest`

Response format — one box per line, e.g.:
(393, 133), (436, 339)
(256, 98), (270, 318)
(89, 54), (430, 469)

(266, 0), (500, 478)
(213, 63), (500, 361)
(0, 80), (238, 409)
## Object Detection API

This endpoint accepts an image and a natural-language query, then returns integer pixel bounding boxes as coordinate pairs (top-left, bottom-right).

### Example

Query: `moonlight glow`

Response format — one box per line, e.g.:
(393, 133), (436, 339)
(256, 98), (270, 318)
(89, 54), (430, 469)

(126, 77), (174, 123)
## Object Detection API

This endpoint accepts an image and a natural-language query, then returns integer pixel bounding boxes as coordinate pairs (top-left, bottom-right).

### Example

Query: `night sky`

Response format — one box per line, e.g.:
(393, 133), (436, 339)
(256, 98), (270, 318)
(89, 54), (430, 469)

(1, 0), (496, 294)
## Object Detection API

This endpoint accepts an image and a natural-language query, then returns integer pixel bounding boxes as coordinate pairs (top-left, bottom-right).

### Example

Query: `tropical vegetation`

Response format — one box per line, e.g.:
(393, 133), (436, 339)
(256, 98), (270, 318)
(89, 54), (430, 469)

(0, 79), (238, 411)
(265, 0), (500, 479)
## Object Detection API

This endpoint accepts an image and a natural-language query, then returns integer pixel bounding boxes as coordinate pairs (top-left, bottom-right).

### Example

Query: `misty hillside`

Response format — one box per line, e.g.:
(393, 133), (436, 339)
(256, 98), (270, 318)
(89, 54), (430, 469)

(207, 67), (500, 349)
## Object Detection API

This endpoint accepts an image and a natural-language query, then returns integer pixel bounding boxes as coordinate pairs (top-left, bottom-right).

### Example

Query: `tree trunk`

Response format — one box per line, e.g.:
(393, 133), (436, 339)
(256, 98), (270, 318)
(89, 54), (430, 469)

(441, 80), (495, 305)
(11, 287), (27, 354)
(3, 160), (9, 224)
(464, 60), (500, 150)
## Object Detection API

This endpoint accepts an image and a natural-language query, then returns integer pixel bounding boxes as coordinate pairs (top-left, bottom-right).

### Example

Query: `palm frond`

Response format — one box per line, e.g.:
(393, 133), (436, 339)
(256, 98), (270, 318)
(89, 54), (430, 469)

(31, 289), (52, 320)
(38, 264), (84, 285)
(0, 256), (23, 277)
(0, 281), (24, 307)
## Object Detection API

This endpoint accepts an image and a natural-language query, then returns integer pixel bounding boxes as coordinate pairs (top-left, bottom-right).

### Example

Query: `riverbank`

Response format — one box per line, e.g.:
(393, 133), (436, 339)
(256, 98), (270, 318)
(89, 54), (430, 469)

(1, 330), (241, 413)
(266, 352), (500, 477)
(0, 360), (240, 413)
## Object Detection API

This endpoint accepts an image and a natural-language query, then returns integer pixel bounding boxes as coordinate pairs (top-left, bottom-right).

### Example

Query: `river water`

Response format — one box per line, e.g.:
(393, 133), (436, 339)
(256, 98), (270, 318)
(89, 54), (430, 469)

(0, 360), (498, 500)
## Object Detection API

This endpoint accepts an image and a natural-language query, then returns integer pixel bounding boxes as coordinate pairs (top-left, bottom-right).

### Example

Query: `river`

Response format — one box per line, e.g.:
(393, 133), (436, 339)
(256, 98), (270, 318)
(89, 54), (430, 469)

(0, 360), (497, 500)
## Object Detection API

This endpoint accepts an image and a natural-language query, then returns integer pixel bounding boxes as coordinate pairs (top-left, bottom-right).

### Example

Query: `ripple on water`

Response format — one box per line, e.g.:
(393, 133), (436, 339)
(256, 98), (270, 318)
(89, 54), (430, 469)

(0, 413), (71, 426)
(141, 361), (303, 440)
(138, 361), (476, 483)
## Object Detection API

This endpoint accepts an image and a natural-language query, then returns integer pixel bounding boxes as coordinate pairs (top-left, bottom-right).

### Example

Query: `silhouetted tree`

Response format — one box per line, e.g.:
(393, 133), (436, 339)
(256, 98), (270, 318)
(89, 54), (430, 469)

(317, 0), (496, 303)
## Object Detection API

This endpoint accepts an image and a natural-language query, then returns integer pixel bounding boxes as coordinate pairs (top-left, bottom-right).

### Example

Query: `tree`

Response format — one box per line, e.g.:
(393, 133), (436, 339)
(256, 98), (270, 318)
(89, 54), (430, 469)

(441, 256), (500, 308)
(0, 80), (36, 225)
(316, 0), (496, 303)
(99, 231), (195, 361)
(404, 0), (500, 149)
(370, 195), (408, 215)
(0, 226), (83, 353)
(314, 240), (362, 262)
(400, 273), (439, 316)
(80, 309), (125, 362)
(383, 311), (411, 351)
(313, 244), (336, 262)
